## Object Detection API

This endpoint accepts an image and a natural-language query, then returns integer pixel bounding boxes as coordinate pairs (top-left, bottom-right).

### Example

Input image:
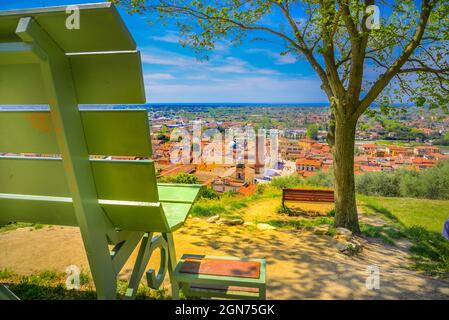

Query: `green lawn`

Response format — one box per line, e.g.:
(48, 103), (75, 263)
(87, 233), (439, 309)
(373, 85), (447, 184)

(359, 195), (449, 275)
(360, 195), (449, 233)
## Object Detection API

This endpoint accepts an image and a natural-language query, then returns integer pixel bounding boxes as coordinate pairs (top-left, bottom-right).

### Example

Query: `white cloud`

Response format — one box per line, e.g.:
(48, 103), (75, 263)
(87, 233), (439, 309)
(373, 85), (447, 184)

(150, 33), (181, 44)
(144, 73), (175, 80)
(245, 48), (298, 65)
(146, 76), (326, 103)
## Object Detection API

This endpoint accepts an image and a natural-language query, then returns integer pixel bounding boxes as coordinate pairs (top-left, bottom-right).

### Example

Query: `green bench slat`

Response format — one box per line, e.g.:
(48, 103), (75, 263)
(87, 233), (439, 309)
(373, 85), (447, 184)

(91, 159), (158, 202)
(0, 195), (172, 232)
(0, 194), (78, 226)
(0, 110), (151, 156)
(0, 51), (145, 105)
(0, 3), (136, 53)
(162, 202), (196, 232)
(0, 156), (70, 197)
(157, 183), (202, 204)
(0, 157), (159, 201)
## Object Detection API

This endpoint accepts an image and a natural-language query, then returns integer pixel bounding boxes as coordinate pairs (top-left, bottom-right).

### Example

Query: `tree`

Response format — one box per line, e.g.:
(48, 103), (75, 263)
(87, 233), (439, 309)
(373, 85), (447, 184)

(306, 124), (319, 140)
(116, 0), (449, 233)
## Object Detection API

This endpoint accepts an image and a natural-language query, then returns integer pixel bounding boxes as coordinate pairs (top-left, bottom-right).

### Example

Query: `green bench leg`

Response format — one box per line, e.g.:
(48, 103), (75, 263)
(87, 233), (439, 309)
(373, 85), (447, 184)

(163, 233), (180, 300)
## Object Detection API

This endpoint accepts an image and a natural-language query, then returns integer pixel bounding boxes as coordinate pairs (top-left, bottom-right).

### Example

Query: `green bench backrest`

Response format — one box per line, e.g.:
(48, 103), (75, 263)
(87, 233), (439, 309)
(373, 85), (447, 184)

(0, 109), (173, 232)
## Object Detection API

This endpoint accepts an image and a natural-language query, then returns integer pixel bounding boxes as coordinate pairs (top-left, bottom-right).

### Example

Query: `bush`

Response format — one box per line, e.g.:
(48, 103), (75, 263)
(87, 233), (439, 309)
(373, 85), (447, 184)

(199, 187), (220, 200)
(159, 172), (200, 184)
(271, 174), (303, 189)
(304, 169), (334, 187)
(355, 160), (449, 200)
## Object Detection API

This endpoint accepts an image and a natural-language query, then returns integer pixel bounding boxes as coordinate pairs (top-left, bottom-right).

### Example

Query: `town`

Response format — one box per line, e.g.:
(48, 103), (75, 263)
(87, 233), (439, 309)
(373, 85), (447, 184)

(147, 104), (449, 194)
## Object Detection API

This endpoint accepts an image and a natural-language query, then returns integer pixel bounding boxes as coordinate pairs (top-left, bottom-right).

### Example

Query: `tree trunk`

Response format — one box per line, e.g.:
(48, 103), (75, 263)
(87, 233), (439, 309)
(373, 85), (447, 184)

(332, 116), (360, 234)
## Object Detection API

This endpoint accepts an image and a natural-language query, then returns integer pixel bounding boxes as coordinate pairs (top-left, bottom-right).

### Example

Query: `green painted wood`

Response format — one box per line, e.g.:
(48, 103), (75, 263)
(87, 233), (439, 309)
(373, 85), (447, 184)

(0, 158), (159, 199)
(0, 110), (151, 156)
(162, 202), (196, 231)
(101, 201), (170, 232)
(0, 3), (135, 52)
(69, 51), (145, 104)
(0, 111), (59, 154)
(16, 16), (117, 299)
(81, 110), (151, 157)
(158, 184), (203, 204)
(0, 194), (77, 226)
(0, 50), (145, 104)
(0, 157), (70, 196)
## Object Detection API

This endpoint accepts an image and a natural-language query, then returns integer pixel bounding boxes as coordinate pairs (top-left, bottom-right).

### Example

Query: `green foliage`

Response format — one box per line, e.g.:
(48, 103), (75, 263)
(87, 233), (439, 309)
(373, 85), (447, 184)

(198, 187), (220, 200)
(356, 161), (449, 200)
(0, 223), (44, 233)
(271, 174), (303, 189)
(303, 170), (334, 188)
(159, 172), (200, 184)
(306, 124), (319, 140)
(191, 203), (227, 217)
(0, 268), (15, 279)
(0, 270), (167, 300)
(360, 197), (449, 275)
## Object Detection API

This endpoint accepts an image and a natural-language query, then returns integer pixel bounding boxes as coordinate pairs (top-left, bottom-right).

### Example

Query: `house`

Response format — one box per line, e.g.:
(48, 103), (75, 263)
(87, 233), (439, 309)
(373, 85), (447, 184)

(296, 159), (322, 172)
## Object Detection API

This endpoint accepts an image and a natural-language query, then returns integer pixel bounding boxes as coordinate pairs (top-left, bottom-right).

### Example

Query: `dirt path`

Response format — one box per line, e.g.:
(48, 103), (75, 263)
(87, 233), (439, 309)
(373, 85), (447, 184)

(1, 216), (448, 299)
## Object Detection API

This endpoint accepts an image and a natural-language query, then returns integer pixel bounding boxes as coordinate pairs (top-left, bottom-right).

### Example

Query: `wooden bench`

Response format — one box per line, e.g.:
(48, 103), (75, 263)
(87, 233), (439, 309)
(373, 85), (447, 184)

(282, 188), (334, 207)
(173, 255), (266, 300)
(0, 4), (202, 300)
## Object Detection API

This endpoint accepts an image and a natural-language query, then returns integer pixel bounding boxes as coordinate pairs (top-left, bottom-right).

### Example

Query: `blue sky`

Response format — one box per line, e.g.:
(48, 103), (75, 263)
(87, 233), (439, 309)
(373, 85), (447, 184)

(0, 0), (328, 103)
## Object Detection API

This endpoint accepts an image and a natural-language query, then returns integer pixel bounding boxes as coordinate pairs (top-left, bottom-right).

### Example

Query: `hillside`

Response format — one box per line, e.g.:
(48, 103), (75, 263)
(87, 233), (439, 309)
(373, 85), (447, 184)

(1, 185), (449, 299)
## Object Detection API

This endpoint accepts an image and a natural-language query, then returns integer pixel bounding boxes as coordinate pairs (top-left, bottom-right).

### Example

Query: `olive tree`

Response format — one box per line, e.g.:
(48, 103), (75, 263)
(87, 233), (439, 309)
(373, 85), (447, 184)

(114, 0), (449, 233)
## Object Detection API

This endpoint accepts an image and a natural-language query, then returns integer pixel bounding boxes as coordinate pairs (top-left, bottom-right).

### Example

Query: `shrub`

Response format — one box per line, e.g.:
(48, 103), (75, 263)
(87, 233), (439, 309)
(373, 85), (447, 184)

(355, 160), (449, 200)
(271, 174), (303, 189)
(199, 187), (220, 200)
(304, 169), (334, 187)
(159, 172), (200, 184)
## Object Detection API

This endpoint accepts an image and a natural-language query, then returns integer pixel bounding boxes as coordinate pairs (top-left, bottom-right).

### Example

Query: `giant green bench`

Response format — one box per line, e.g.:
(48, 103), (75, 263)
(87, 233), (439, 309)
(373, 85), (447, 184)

(0, 3), (201, 300)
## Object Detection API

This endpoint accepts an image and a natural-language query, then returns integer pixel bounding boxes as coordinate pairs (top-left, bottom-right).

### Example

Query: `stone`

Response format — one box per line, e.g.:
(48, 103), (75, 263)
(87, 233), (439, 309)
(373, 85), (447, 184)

(335, 240), (362, 256)
(336, 227), (352, 237)
(218, 218), (244, 226)
(256, 223), (276, 231)
(207, 215), (220, 223)
(313, 225), (330, 235)
(244, 221), (254, 226)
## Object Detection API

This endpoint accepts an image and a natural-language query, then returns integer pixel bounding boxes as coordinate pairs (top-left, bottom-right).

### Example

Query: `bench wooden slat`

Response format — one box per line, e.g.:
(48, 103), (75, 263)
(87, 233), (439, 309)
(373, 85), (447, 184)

(0, 110), (151, 156)
(282, 188), (335, 205)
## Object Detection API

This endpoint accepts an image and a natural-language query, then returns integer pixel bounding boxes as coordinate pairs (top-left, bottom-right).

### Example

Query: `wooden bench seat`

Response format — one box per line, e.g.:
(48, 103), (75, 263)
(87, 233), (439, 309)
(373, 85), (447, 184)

(173, 254), (266, 300)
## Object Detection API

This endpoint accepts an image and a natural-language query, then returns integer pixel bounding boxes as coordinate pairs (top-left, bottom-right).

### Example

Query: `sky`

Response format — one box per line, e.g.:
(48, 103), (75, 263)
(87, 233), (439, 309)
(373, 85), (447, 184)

(0, 0), (329, 103)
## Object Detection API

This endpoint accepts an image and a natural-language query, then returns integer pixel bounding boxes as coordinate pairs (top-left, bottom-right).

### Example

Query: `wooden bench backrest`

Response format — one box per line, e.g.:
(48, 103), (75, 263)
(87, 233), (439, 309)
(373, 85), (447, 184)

(0, 109), (173, 232)
(282, 188), (335, 203)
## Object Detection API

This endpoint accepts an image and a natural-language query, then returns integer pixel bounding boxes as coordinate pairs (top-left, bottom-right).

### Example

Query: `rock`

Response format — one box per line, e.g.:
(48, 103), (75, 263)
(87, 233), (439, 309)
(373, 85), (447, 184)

(336, 227), (352, 238)
(207, 215), (220, 223)
(335, 240), (362, 256)
(218, 218), (244, 226)
(313, 225), (330, 235)
(244, 221), (255, 226)
(256, 223), (276, 231)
